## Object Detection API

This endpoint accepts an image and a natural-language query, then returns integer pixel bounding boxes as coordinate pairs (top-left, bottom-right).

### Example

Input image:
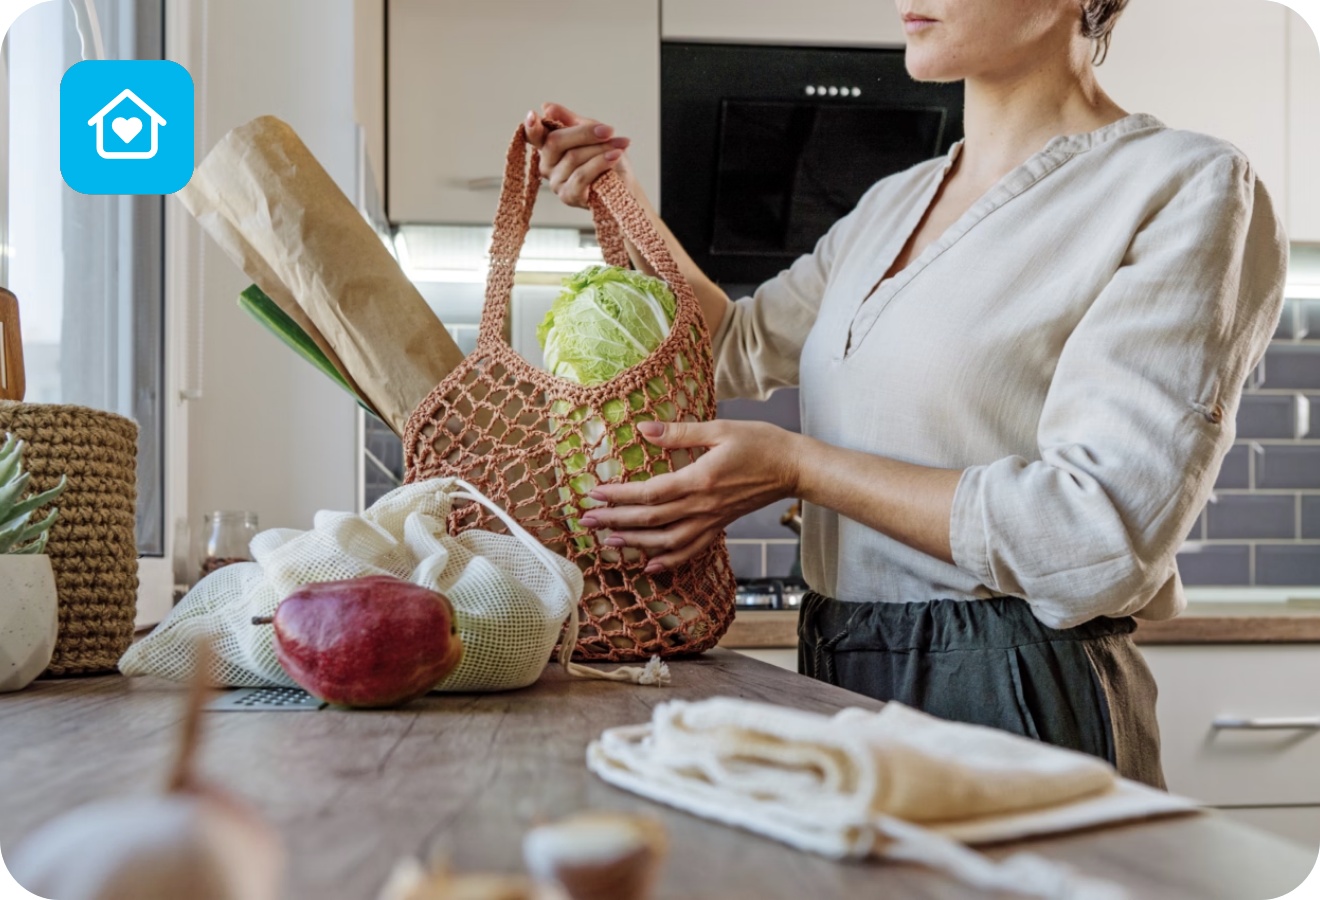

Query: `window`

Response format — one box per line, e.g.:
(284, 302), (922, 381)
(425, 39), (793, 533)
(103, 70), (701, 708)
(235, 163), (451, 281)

(2, 0), (165, 555)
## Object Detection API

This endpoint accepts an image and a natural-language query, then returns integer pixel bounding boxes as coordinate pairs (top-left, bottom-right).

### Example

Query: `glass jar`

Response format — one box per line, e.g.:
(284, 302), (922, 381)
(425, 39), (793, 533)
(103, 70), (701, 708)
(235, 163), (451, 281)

(200, 511), (259, 579)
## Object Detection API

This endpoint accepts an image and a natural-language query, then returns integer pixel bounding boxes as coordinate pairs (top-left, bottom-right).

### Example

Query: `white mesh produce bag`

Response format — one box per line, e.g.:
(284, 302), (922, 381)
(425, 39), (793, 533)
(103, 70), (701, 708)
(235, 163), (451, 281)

(121, 479), (668, 692)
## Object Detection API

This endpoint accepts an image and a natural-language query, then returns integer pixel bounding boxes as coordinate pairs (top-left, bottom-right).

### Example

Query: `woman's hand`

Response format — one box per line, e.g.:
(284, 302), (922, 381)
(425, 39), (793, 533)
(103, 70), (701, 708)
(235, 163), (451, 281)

(579, 420), (803, 573)
(524, 103), (633, 209)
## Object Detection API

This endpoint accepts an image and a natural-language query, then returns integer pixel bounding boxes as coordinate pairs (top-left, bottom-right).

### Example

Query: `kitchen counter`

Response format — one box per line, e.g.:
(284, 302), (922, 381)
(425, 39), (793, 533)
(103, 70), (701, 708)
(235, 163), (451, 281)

(1, 650), (1315, 899)
(721, 602), (1320, 649)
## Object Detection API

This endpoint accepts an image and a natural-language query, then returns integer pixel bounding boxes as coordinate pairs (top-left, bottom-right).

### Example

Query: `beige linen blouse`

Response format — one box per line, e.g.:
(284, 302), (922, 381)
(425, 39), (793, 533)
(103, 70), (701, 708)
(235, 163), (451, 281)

(711, 113), (1288, 629)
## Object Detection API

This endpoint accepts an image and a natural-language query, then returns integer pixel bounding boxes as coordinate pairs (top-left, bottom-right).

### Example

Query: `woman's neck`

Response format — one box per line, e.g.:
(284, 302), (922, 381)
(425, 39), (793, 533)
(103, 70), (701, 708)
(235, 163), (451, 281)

(955, 44), (1129, 188)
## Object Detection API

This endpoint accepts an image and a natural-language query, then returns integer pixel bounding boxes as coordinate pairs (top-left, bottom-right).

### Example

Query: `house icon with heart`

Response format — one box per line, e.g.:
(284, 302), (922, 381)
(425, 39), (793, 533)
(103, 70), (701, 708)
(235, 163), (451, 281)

(87, 89), (166, 160)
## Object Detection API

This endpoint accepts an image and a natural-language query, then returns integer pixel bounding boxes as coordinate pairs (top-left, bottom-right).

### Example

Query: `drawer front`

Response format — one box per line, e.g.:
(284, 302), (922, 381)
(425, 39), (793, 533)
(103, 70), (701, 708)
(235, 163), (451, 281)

(1141, 645), (1320, 805)
(1219, 806), (1320, 854)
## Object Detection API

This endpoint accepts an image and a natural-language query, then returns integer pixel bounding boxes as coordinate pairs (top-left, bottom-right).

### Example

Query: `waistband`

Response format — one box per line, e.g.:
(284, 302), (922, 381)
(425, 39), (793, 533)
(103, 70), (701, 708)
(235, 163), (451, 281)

(798, 592), (1136, 654)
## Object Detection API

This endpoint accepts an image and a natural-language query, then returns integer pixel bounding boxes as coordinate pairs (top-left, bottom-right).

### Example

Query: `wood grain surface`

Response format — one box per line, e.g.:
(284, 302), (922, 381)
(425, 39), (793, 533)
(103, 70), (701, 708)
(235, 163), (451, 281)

(1, 651), (1315, 899)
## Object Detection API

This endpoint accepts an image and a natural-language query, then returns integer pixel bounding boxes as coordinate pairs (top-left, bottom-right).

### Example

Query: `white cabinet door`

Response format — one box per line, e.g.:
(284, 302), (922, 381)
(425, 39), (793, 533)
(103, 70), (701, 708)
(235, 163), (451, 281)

(1289, 9), (1320, 242)
(1097, 0), (1287, 213)
(388, 0), (660, 227)
(662, 0), (905, 47)
(1140, 645), (1320, 806)
(1220, 806), (1320, 853)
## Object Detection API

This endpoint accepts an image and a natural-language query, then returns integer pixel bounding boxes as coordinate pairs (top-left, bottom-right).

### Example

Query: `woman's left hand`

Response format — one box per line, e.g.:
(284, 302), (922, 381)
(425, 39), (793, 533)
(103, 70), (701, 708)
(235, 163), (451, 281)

(579, 420), (803, 573)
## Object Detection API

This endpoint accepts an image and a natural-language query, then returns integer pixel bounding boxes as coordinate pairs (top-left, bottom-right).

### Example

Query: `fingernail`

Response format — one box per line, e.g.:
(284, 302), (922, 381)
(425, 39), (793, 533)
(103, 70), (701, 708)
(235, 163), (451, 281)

(605, 150), (622, 161)
(604, 536), (626, 548)
(588, 490), (609, 502)
(578, 516), (599, 528)
(638, 421), (664, 438)
(644, 561), (664, 574)
(593, 124), (612, 138)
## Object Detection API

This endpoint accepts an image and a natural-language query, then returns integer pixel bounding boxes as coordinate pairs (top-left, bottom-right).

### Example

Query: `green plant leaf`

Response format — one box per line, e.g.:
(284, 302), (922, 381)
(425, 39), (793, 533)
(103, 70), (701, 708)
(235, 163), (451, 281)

(0, 470), (31, 516)
(238, 286), (382, 420)
(0, 435), (23, 488)
(4, 476), (67, 526)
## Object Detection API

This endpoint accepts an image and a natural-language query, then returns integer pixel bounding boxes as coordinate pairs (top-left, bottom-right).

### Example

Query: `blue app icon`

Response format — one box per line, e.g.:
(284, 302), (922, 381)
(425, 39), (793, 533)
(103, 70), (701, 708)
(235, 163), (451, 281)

(60, 60), (194, 195)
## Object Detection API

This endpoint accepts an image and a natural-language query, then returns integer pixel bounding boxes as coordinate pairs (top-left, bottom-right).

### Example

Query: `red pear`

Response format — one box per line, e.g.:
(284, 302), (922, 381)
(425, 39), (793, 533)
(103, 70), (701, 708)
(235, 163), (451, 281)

(264, 575), (463, 708)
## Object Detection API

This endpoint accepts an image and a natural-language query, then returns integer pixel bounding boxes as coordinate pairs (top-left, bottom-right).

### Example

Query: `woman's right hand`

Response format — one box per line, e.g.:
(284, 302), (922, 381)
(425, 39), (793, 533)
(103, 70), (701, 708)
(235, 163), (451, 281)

(524, 103), (634, 209)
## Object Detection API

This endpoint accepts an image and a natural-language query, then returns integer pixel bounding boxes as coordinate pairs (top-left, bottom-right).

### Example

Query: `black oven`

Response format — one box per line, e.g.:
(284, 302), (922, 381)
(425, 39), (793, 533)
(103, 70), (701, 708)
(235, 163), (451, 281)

(661, 43), (964, 287)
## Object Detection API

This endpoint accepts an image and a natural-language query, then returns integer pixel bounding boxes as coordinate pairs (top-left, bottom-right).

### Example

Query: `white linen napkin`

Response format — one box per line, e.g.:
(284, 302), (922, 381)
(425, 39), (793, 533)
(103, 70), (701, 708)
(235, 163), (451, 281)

(587, 697), (1197, 899)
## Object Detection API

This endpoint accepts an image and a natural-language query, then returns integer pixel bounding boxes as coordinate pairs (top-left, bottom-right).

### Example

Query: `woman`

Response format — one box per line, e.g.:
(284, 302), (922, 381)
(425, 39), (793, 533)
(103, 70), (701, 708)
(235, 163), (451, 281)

(526, 0), (1287, 788)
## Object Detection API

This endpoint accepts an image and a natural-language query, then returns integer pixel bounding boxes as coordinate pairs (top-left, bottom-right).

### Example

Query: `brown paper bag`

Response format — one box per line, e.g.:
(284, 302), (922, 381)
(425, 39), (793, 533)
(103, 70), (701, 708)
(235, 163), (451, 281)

(178, 115), (464, 435)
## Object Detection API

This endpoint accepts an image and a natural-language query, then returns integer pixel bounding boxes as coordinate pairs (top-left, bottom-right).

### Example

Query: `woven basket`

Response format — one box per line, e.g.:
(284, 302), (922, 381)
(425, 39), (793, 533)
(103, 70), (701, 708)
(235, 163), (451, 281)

(0, 402), (139, 675)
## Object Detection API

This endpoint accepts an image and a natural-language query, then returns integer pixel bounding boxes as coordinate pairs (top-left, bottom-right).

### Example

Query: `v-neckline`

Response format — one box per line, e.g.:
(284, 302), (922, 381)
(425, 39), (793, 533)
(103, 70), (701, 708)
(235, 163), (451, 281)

(840, 112), (1165, 360)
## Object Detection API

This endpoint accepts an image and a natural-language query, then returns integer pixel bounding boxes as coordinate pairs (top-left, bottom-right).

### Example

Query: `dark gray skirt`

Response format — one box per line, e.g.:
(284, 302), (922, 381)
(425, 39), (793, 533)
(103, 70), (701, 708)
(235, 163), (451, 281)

(798, 592), (1166, 789)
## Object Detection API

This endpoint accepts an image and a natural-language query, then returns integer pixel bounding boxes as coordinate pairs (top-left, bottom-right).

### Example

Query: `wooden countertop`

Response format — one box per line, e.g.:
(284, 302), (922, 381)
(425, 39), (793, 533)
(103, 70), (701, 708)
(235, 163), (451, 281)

(721, 603), (1320, 649)
(1, 650), (1314, 899)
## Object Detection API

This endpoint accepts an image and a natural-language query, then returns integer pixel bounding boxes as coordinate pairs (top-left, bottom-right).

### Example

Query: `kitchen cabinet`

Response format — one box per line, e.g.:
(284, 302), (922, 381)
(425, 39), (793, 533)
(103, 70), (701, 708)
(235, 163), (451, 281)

(1097, 0), (1288, 216)
(661, 0), (905, 47)
(387, 0), (660, 227)
(1140, 643), (1320, 845)
(1289, 9), (1320, 242)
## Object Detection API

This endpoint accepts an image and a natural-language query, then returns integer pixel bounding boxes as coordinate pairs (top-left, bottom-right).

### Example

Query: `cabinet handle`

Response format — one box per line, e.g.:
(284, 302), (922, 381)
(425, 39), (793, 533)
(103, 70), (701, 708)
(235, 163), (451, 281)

(465, 177), (552, 192)
(1213, 715), (1320, 731)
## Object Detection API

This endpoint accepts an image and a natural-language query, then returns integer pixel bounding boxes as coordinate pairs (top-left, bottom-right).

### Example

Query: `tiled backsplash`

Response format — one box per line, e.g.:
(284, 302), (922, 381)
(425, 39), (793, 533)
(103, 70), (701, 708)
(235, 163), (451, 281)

(363, 297), (1320, 589)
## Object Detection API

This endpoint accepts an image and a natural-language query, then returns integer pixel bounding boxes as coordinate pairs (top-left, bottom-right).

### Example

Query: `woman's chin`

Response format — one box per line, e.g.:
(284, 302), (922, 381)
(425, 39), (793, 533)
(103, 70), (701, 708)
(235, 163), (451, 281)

(904, 53), (965, 85)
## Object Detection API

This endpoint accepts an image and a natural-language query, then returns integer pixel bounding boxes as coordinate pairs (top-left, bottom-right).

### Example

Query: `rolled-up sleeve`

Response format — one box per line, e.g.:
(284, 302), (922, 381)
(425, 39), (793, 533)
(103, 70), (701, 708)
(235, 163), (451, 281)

(949, 153), (1288, 629)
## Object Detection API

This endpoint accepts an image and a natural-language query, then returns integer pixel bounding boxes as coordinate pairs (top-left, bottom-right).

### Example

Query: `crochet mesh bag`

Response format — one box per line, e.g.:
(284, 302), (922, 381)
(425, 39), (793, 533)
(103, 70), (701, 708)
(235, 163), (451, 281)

(403, 124), (736, 662)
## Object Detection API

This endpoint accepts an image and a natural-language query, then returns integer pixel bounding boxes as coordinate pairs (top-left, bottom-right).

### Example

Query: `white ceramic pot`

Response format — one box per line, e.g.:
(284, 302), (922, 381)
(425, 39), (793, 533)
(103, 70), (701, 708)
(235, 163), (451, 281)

(0, 554), (58, 692)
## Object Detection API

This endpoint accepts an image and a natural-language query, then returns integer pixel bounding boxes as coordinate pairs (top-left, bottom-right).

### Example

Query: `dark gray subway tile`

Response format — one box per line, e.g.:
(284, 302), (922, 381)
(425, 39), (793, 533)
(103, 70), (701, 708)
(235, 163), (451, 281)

(727, 542), (764, 579)
(1273, 300), (1295, 340)
(1255, 445), (1320, 489)
(1255, 545), (1320, 586)
(1303, 496), (1320, 539)
(1176, 544), (1251, 586)
(728, 504), (798, 540)
(1214, 445), (1250, 489)
(1186, 510), (1204, 543)
(1302, 300), (1320, 339)
(766, 543), (800, 579)
(1261, 345), (1320, 390)
(1205, 494), (1296, 540)
(719, 388), (801, 433)
(1309, 396), (1320, 439)
(1234, 395), (1296, 439)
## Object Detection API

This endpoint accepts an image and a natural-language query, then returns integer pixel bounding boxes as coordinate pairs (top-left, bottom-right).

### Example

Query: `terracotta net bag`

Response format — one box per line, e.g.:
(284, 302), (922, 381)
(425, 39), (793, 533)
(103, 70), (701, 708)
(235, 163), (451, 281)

(404, 124), (736, 661)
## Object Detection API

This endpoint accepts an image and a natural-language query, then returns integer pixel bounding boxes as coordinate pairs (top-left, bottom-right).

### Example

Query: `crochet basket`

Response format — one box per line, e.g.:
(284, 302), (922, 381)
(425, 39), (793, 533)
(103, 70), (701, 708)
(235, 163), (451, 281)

(404, 123), (736, 661)
(0, 402), (139, 675)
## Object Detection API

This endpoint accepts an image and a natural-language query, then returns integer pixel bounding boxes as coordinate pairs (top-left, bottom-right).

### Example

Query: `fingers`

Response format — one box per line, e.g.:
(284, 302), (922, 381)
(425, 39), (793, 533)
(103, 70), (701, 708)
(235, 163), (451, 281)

(640, 527), (720, 574)
(589, 470), (689, 507)
(579, 497), (691, 531)
(601, 516), (715, 557)
(541, 102), (586, 126)
(524, 110), (546, 147)
(540, 122), (619, 173)
(635, 420), (723, 450)
(547, 141), (629, 207)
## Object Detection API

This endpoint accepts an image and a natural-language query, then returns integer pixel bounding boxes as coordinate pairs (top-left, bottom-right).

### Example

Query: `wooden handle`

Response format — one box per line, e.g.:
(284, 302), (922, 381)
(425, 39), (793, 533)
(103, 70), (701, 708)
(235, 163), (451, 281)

(0, 289), (25, 402)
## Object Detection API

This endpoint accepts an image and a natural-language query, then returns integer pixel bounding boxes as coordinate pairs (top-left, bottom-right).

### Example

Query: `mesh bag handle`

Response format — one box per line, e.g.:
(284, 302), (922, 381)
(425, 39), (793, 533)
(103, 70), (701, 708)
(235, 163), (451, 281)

(478, 122), (699, 348)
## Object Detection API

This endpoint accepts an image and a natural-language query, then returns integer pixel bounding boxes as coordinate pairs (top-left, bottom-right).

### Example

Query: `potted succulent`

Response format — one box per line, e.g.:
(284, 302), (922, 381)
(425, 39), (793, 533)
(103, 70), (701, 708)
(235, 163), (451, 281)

(0, 434), (66, 692)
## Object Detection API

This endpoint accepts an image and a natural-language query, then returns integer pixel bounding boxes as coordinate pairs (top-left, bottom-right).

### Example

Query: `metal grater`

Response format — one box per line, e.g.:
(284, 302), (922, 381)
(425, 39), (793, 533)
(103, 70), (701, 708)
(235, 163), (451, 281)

(207, 686), (326, 712)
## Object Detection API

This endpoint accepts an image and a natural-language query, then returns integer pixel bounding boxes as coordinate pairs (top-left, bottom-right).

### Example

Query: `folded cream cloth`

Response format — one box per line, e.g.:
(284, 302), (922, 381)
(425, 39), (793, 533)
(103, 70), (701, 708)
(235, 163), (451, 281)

(587, 697), (1197, 899)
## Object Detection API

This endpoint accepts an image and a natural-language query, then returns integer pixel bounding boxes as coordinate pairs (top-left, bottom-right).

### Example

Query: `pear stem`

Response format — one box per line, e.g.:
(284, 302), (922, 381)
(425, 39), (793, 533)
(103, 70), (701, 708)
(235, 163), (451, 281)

(251, 616), (274, 626)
